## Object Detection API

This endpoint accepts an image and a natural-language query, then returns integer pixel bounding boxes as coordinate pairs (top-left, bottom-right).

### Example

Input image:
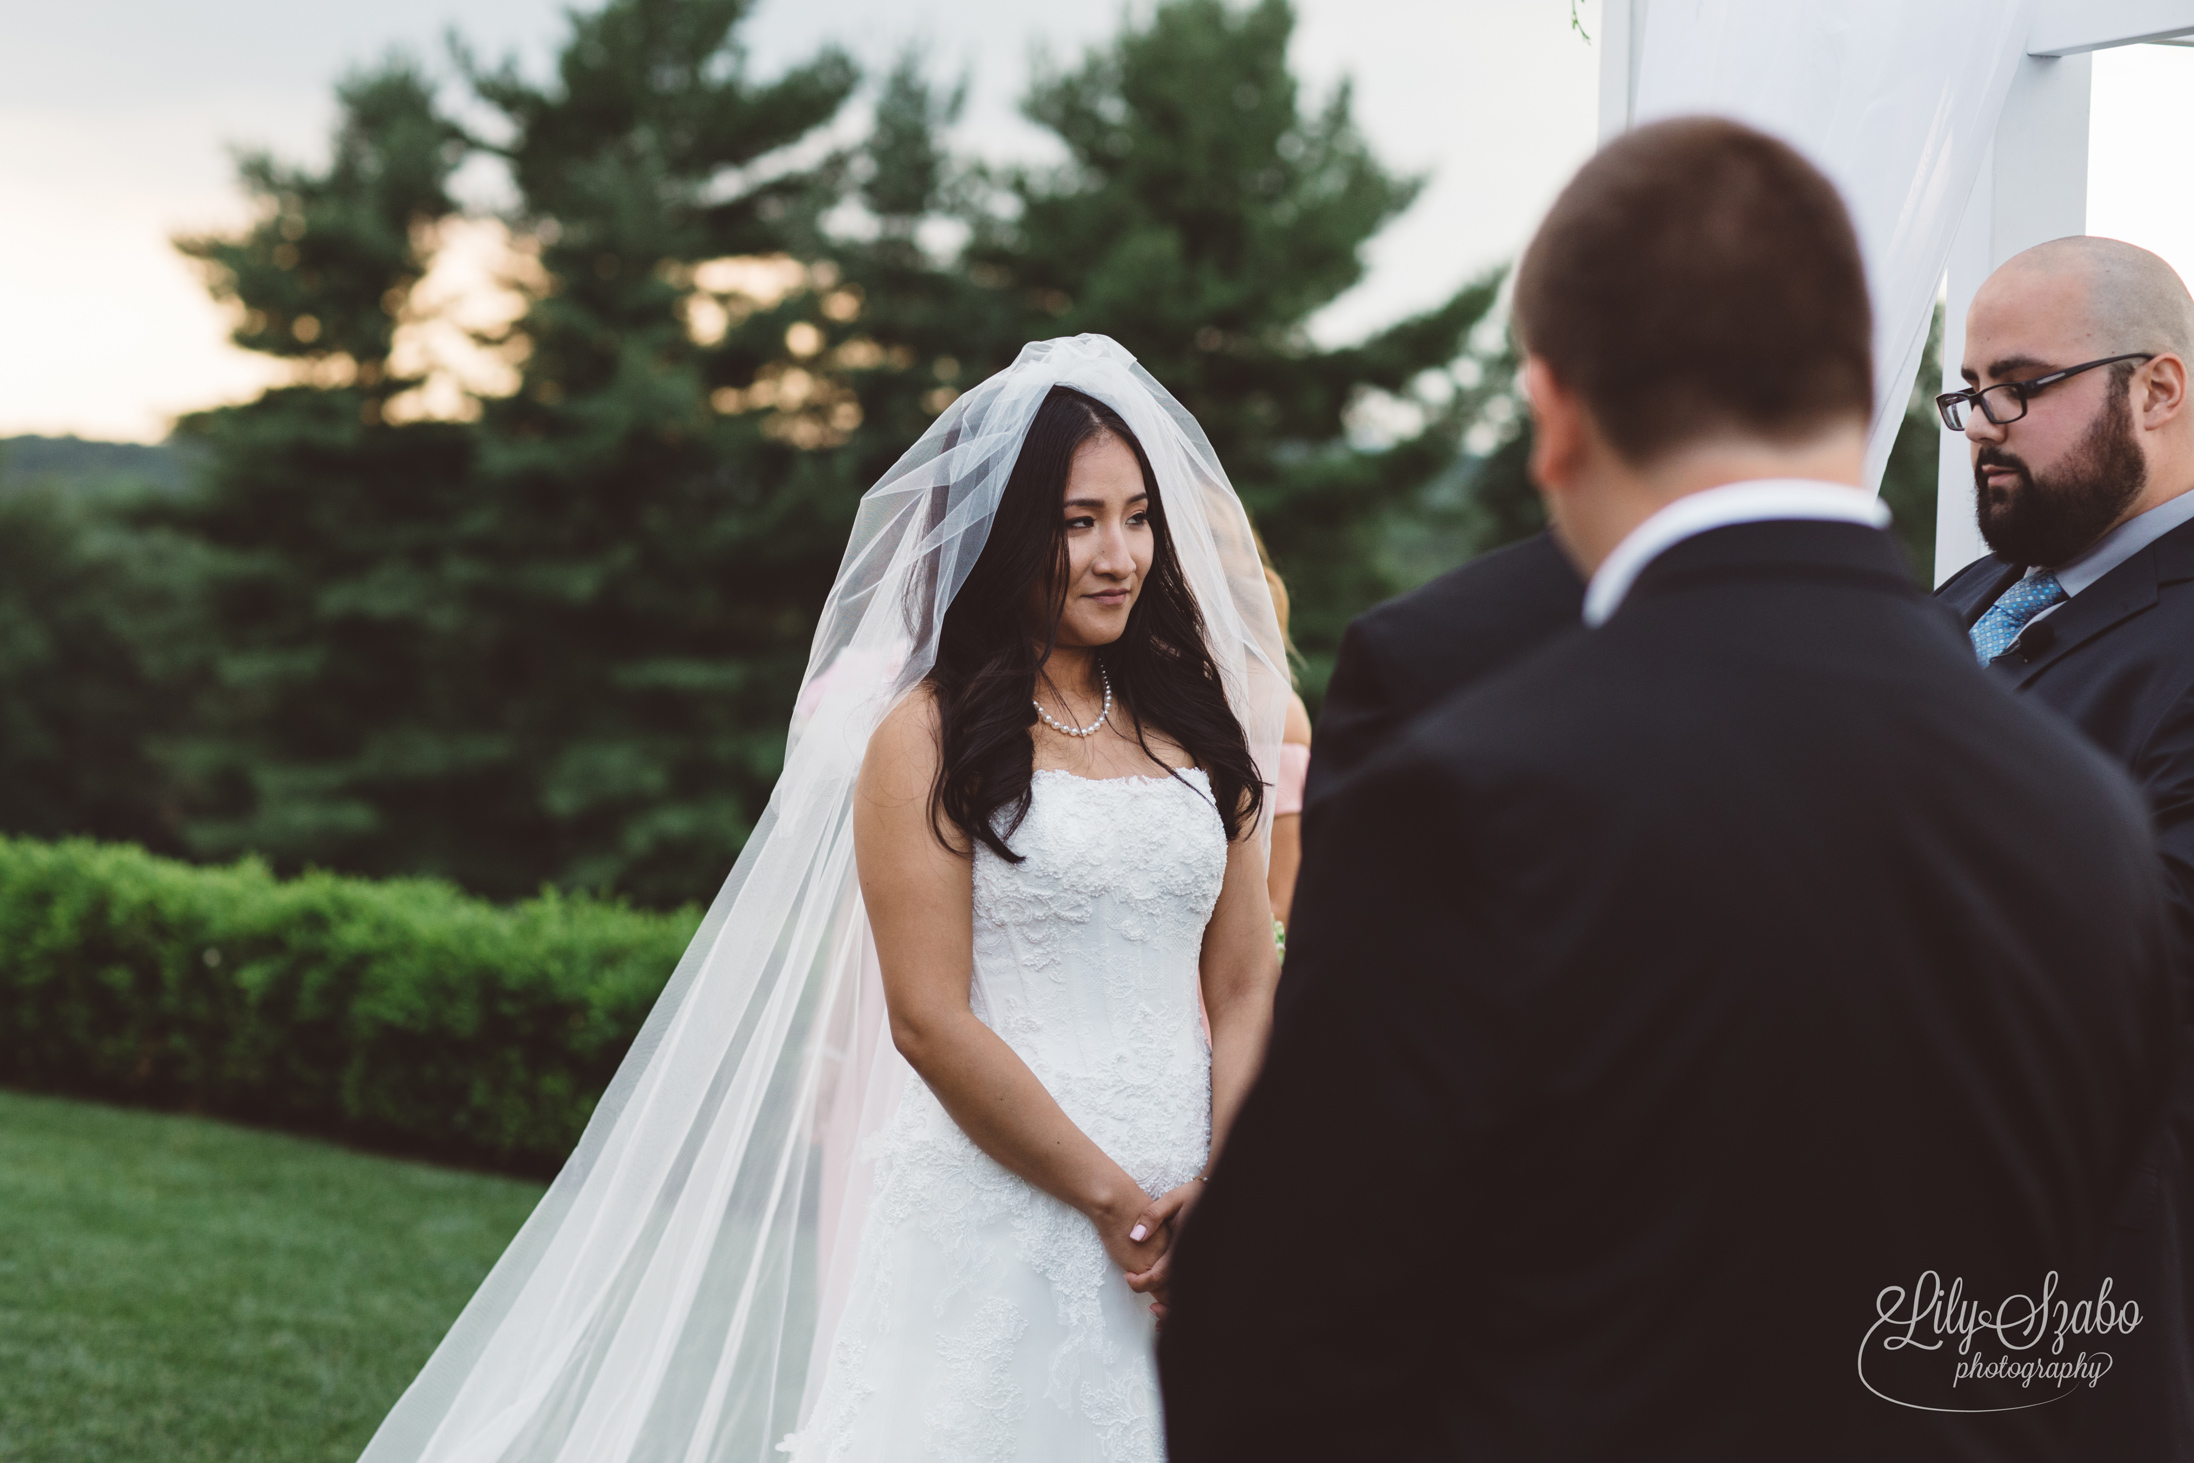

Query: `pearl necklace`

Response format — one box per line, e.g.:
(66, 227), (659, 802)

(1034, 663), (1111, 738)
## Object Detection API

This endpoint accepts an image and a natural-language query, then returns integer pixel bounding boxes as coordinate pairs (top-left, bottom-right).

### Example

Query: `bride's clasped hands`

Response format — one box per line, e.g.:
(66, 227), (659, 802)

(1122, 1178), (1207, 1321)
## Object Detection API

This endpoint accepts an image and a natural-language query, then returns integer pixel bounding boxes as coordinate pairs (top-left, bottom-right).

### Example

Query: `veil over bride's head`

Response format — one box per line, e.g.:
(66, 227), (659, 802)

(360, 334), (1289, 1463)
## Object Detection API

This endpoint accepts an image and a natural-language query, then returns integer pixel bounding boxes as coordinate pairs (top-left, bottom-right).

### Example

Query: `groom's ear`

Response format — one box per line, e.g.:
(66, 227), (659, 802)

(1524, 356), (1586, 498)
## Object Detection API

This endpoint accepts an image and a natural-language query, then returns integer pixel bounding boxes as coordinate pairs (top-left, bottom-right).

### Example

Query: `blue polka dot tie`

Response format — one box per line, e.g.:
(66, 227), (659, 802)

(1969, 570), (2066, 665)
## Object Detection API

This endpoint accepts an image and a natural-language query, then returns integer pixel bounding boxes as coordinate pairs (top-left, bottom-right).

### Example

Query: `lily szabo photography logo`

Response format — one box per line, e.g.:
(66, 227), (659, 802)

(1859, 1271), (2137, 1411)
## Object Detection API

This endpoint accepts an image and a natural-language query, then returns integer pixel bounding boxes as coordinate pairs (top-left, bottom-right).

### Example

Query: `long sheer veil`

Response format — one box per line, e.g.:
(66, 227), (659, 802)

(358, 334), (1289, 1463)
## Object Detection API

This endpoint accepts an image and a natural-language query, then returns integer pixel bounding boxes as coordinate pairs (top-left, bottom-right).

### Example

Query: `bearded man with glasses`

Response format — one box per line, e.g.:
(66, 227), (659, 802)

(1938, 235), (2194, 1460)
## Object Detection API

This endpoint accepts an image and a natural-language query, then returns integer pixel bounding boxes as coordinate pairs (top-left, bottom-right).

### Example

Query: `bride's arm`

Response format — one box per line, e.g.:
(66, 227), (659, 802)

(1199, 831), (1284, 1166)
(1126, 812), (1283, 1309)
(854, 693), (1167, 1277)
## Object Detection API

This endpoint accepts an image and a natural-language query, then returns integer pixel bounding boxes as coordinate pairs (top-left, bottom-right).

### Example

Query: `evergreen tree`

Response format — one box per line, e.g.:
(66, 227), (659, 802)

(1877, 306), (1944, 579)
(818, 52), (1000, 492)
(946, 0), (1508, 691)
(152, 4), (872, 906)
(454, 0), (860, 901)
(156, 59), (486, 879)
(0, 472), (205, 852)
(1456, 417), (1547, 554)
(177, 59), (465, 411)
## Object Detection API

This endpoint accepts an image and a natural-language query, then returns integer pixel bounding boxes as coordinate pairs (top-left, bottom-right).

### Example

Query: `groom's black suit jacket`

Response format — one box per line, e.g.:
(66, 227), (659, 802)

(1161, 521), (2176, 1462)
(1307, 529), (1585, 809)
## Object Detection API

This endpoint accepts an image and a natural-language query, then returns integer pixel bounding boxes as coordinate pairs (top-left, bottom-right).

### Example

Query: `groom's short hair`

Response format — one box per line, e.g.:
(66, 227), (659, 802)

(1514, 116), (1872, 465)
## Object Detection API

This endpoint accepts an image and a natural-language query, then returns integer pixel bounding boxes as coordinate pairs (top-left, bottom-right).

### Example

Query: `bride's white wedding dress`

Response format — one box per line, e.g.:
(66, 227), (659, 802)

(354, 339), (1287, 1463)
(788, 767), (1225, 1463)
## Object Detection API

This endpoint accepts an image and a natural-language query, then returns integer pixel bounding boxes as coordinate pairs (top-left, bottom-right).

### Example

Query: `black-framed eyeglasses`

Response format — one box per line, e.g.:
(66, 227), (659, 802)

(1936, 353), (2155, 432)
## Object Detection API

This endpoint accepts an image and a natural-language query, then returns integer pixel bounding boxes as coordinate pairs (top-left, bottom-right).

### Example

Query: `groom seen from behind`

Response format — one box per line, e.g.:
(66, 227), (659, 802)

(1158, 118), (2177, 1461)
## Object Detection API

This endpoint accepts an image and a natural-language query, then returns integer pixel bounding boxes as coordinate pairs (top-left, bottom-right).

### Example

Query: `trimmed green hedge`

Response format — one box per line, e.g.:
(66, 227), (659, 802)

(0, 838), (696, 1175)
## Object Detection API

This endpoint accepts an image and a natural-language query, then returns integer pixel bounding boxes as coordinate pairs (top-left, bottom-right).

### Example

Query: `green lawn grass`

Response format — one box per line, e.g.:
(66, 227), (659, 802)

(0, 1090), (544, 1463)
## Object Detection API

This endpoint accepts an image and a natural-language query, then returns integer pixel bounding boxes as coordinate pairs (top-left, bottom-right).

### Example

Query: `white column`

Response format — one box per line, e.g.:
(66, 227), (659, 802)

(1596, 0), (1645, 145)
(1933, 54), (2092, 584)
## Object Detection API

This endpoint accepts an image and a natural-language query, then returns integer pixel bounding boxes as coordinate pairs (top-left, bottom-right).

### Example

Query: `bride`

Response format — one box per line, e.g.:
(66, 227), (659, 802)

(359, 336), (1290, 1463)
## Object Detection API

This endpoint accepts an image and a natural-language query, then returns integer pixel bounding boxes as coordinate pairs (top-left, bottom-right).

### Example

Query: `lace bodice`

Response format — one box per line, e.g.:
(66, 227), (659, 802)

(792, 768), (1227, 1463)
(967, 768), (1227, 1176)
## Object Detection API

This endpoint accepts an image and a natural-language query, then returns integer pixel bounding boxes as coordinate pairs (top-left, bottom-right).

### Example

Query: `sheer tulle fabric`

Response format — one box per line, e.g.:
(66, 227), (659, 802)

(1274, 743), (1310, 818)
(358, 335), (1289, 1463)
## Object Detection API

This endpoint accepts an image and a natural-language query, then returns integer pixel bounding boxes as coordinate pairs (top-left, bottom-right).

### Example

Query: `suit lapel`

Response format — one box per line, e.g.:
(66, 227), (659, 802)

(1941, 558), (2022, 629)
(1995, 550), (2160, 687)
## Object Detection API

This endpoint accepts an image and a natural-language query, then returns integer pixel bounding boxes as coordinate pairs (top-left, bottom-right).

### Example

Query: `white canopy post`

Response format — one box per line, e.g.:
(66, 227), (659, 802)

(1595, 0), (1645, 145)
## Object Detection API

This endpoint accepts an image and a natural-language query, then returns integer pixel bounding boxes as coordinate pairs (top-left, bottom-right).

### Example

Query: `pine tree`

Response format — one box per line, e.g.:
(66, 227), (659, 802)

(1877, 306), (1944, 580)
(454, 0), (860, 901)
(0, 471), (205, 852)
(156, 58), (485, 880)
(177, 59), (465, 414)
(153, 4), (873, 905)
(944, 0), (1508, 690)
(818, 52), (999, 491)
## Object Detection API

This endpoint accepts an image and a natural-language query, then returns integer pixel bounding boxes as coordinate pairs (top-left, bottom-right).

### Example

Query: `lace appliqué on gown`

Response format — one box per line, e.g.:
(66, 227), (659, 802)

(787, 769), (1226, 1463)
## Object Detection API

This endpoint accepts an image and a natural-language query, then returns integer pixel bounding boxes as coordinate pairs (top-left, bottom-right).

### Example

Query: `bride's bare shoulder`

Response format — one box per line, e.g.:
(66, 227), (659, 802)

(859, 684), (943, 803)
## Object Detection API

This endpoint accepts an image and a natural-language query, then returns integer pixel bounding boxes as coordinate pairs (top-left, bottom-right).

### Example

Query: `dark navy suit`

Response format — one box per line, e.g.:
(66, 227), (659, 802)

(1306, 529), (1585, 814)
(1163, 522), (2173, 1461)
(1941, 514), (2194, 1457)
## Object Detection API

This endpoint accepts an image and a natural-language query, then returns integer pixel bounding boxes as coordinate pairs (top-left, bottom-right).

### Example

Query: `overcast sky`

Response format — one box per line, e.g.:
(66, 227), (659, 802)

(2, 1), (2188, 442)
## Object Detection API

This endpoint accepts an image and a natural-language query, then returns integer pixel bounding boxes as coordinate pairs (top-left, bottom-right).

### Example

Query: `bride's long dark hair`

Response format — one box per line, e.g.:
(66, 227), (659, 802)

(927, 386), (1263, 861)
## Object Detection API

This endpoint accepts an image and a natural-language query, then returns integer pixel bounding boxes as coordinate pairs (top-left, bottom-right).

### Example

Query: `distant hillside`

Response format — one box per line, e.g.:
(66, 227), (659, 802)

(0, 436), (193, 493)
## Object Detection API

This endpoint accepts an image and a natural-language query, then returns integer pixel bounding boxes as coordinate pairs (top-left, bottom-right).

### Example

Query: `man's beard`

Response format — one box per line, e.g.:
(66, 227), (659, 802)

(1975, 374), (2146, 567)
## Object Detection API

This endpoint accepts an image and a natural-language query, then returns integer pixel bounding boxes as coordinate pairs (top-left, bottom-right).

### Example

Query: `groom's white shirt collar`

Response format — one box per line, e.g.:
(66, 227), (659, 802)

(1581, 477), (1891, 627)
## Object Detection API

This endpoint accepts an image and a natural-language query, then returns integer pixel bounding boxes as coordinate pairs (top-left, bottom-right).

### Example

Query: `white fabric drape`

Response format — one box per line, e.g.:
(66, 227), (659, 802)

(1629, 0), (2032, 494)
(356, 334), (1289, 1463)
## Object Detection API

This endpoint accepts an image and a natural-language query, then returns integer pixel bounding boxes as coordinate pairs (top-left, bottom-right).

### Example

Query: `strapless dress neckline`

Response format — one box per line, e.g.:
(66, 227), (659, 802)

(1029, 765), (1208, 786)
